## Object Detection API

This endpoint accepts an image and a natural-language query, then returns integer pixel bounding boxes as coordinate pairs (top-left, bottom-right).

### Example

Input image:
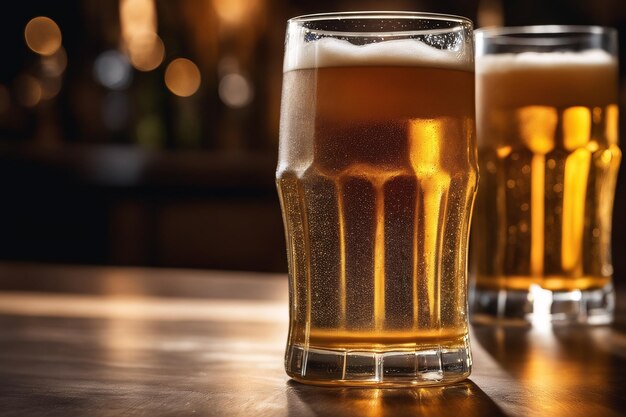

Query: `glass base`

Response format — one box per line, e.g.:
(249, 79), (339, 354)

(471, 283), (614, 326)
(285, 336), (471, 387)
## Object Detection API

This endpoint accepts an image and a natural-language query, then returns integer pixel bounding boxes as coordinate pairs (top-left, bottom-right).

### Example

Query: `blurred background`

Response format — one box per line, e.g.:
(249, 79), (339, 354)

(0, 0), (624, 275)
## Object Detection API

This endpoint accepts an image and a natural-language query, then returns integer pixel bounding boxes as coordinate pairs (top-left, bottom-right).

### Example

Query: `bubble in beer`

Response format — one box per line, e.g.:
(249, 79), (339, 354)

(587, 140), (599, 152)
(496, 145), (512, 158)
(519, 222), (528, 233)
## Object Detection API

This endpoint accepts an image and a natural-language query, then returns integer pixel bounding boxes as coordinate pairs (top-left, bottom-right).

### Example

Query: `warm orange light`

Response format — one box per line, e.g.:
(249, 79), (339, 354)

(0, 292), (287, 323)
(15, 75), (42, 107)
(127, 32), (164, 71)
(120, 0), (156, 40)
(119, 0), (164, 71)
(24, 16), (62, 56)
(165, 58), (201, 97)
(212, 0), (257, 25)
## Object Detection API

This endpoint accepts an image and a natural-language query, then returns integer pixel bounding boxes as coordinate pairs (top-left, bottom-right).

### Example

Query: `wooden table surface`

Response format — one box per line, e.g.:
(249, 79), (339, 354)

(0, 263), (624, 417)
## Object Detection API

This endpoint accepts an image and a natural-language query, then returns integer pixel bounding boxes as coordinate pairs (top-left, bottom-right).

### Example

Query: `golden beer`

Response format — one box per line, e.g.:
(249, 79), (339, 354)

(473, 27), (620, 324)
(277, 13), (476, 385)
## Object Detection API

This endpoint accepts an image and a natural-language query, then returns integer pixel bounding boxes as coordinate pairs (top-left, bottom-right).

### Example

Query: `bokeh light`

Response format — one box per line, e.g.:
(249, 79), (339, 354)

(94, 50), (133, 90)
(164, 58), (201, 97)
(212, 0), (261, 26)
(41, 47), (67, 77)
(24, 16), (62, 56)
(218, 73), (253, 108)
(120, 0), (156, 40)
(15, 75), (42, 107)
(127, 32), (165, 72)
(119, 0), (163, 72)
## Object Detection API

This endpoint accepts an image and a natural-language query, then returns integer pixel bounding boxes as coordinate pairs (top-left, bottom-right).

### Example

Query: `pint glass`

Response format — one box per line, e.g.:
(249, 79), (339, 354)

(277, 12), (476, 386)
(472, 26), (620, 325)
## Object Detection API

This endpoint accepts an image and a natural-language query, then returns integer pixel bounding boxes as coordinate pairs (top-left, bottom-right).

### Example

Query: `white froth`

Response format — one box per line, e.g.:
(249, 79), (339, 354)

(477, 49), (616, 74)
(284, 37), (472, 72)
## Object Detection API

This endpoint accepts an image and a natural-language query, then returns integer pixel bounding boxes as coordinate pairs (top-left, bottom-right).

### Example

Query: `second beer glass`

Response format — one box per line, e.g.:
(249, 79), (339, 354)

(277, 12), (476, 386)
(472, 26), (620, 325)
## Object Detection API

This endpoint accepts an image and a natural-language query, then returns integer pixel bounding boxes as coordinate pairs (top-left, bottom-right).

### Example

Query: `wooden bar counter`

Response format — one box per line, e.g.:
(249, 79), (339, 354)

(0, 263), (624, 416)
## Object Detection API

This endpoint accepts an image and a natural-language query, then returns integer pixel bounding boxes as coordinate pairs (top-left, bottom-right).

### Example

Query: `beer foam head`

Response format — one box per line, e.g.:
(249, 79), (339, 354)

(476, 49), (618, 107)
(476, 49), (616, 74)
(284, 37), (473, 72)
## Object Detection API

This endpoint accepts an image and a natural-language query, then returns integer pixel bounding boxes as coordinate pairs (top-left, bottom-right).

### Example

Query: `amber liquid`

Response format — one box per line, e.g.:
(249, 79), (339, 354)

(474, 62), (621, 291)
(277, 66), (477, 352)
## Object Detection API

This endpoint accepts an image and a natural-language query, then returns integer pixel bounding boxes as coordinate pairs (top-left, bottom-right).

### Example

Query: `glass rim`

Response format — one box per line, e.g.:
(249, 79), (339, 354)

(475, 25), (616, 43)
(287, 11), (473, 29)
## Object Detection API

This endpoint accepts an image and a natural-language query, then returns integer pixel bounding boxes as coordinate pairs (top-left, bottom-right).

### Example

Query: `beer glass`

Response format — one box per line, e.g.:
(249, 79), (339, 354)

(277, 12), (476, 386)
(472, 26), (620, 325)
